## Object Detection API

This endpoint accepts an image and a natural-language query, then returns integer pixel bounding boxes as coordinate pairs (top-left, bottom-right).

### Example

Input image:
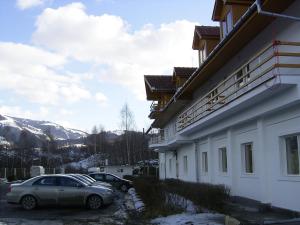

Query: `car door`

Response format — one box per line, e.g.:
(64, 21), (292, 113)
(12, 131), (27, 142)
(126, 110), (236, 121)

(32, 176), (59, 205)
(105, 174), (121, 188)
(57, 177), (86, 206)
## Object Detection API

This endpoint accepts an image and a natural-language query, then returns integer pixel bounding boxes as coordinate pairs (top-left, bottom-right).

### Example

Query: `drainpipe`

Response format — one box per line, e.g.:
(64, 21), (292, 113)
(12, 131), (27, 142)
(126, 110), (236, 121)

(256, 0), (300, 21)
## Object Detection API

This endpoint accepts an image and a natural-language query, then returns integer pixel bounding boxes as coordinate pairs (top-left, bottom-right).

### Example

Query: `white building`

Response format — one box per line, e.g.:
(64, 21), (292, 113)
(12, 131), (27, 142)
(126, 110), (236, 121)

(145, 0), (300, 212)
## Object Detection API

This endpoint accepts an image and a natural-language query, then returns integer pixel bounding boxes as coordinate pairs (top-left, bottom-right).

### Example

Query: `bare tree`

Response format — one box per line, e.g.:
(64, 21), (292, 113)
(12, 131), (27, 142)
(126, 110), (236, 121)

(91, 126), (98, 155)
(120, 103), (135, 165)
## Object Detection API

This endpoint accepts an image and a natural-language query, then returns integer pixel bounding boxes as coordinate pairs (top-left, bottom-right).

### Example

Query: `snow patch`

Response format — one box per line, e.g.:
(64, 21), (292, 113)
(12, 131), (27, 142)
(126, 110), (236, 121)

(151, 213), (224, 225)
(166, 193), (198, 213)
(128, 188), (145, 212)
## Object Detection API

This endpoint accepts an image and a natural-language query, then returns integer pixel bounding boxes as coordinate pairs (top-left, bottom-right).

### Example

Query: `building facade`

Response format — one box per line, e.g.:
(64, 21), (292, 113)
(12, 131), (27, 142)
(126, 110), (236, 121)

(144, 0), (300, 212)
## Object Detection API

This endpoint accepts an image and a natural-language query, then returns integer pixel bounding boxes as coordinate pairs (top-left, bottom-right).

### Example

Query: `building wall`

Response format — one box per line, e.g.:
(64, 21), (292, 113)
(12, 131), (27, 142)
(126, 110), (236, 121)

(157, 1), (300, 211)
(159, 153), (166, 180)
(159, 103), (300, 212)
(165, 151), (177, 179)
(177, 143), (197, 182)
(264, 105), (300, 212)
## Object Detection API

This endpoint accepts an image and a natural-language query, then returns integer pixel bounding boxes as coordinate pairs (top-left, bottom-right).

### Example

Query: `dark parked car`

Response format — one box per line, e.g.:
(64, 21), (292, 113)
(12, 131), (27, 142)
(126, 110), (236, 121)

(88, 173), (132, 192)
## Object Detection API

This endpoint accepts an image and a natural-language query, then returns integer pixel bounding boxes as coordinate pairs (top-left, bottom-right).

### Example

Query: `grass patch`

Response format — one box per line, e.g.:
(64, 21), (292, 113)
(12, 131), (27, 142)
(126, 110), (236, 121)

(132, 176), (230, 218)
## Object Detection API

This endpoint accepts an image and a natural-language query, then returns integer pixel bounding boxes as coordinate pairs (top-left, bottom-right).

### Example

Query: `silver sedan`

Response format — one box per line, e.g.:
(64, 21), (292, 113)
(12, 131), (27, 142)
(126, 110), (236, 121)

(6, 174), (114, 210)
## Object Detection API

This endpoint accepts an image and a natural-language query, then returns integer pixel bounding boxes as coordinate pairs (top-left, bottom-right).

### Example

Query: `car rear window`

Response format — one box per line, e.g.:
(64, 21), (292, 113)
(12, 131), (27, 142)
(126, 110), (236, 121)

(33, 177), (57, 186)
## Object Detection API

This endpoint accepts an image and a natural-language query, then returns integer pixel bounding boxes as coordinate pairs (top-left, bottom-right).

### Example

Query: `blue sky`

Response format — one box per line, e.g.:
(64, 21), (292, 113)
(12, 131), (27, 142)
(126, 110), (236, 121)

(0, 0), (216, 133)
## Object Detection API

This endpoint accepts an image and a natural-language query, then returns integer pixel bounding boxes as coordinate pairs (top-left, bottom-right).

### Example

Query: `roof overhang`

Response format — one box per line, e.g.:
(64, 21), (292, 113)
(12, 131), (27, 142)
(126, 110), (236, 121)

(212, 0), (254, 21)
(144, 75), (175, 100)
(192, 27), (220, 50)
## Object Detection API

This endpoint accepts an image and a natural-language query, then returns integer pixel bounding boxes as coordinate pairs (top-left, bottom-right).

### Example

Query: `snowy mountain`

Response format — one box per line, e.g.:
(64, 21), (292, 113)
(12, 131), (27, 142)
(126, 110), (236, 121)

(0, 114), (87, 144)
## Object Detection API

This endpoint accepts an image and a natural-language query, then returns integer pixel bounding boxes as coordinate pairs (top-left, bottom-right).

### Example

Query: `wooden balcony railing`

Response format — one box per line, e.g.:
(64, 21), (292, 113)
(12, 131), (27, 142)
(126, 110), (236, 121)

(177, 41), (300, 131)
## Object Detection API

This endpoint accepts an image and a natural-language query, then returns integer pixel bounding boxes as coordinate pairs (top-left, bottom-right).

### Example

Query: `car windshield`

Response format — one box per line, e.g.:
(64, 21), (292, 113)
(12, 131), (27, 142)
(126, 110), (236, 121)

(82, 174), (96, 182)
(76, 174), (95, 184)
(69, 175), (91, 185)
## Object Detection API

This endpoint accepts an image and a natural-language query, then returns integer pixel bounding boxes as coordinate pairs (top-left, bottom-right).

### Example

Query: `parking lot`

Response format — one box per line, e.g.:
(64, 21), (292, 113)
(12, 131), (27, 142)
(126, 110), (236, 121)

(0, 182), (140, 225)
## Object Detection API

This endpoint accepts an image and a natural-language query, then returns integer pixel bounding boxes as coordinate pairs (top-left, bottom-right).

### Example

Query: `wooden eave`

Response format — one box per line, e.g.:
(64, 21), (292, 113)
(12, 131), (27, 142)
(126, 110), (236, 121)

(212, 0), (253, 21)
(144, 76), (175, 101)
(192, 30), (220, 50)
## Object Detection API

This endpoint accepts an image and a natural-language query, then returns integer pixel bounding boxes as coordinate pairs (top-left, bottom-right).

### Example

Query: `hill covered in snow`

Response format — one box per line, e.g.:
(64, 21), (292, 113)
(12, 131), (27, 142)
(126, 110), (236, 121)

(0, 114), (87, 145)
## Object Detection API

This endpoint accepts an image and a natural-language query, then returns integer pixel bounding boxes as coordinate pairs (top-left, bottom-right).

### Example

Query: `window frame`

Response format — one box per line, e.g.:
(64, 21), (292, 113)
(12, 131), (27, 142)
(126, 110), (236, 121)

(183, 155), (188, 174)
(282, 135), (300, 176)
(32, 177), (57, 186)
(58, 177), (83, 188)
(169, 158), (172, 173)
(219, 147), (228, 174)
(241, 142), (254, 175)
(202, 151), (208, 174)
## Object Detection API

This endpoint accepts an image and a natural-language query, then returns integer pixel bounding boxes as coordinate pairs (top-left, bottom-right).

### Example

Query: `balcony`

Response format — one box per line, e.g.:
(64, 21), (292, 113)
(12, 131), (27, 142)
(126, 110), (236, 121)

(177, 41), (300, 131)
(149, 129), (165, 145)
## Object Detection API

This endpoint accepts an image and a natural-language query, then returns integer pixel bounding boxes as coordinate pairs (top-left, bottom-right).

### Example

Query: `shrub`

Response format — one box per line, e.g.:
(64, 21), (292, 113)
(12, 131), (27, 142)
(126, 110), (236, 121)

(164, 179), (230, 212)
(132, 177), (230, 218)
(132, 176), (183, 218)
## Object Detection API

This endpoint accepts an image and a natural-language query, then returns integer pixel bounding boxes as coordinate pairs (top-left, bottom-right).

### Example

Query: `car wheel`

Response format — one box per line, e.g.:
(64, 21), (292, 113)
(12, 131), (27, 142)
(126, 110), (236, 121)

(21, 195), (37, 210)
(120, 184), (128, 192)
(87, 195), (103, 210)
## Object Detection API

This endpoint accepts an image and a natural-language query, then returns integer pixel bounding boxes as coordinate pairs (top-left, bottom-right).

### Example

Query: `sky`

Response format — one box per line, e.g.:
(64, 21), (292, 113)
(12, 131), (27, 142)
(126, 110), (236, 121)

(0, 0), (217, 133)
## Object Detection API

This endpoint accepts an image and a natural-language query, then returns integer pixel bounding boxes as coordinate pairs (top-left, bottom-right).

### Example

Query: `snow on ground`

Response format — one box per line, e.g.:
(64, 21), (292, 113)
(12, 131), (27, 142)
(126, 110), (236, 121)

(151, 213), (224, 225)
(128, 188), (145, 212)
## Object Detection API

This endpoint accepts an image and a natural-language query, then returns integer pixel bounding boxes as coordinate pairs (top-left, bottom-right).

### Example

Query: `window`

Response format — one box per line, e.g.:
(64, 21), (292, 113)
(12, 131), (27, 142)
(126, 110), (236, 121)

(202, 152), (208, 173)
(59, 177), (82, 187)
(221, 9), (233, 39)
(219, 147), (228, 173)
(199, 49), (207, 64)
(183, 156), (188, 173)
(284, 136), (300, 175)
(33, 177), (57, 186)
(221, 20), (227, 38)
(242, 143), (254, 174)
(106, 175), (118, 181)
(93, 174), (105, 181)
(226, 10), (233, 33)
(169, 158), (172, 172)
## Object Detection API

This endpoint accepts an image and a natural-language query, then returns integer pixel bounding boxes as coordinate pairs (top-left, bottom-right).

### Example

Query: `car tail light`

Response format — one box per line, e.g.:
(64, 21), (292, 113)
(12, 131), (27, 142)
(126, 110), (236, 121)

(8, 185), (12, 193)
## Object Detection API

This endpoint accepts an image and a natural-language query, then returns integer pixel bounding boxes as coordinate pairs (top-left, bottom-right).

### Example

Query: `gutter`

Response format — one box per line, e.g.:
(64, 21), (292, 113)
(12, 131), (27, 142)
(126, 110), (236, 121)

(256, 0), (300, 21)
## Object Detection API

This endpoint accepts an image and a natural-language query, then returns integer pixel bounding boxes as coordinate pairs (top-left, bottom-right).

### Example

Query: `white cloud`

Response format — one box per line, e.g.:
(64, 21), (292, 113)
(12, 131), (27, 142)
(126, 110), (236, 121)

(16, 0), (45, 10)
(95, 92), (108, 106)
(0, 42), (91, 105)
(0, 105), (34, 119)
(32, 3), (198, 99)
(0, 105), (50, 120)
